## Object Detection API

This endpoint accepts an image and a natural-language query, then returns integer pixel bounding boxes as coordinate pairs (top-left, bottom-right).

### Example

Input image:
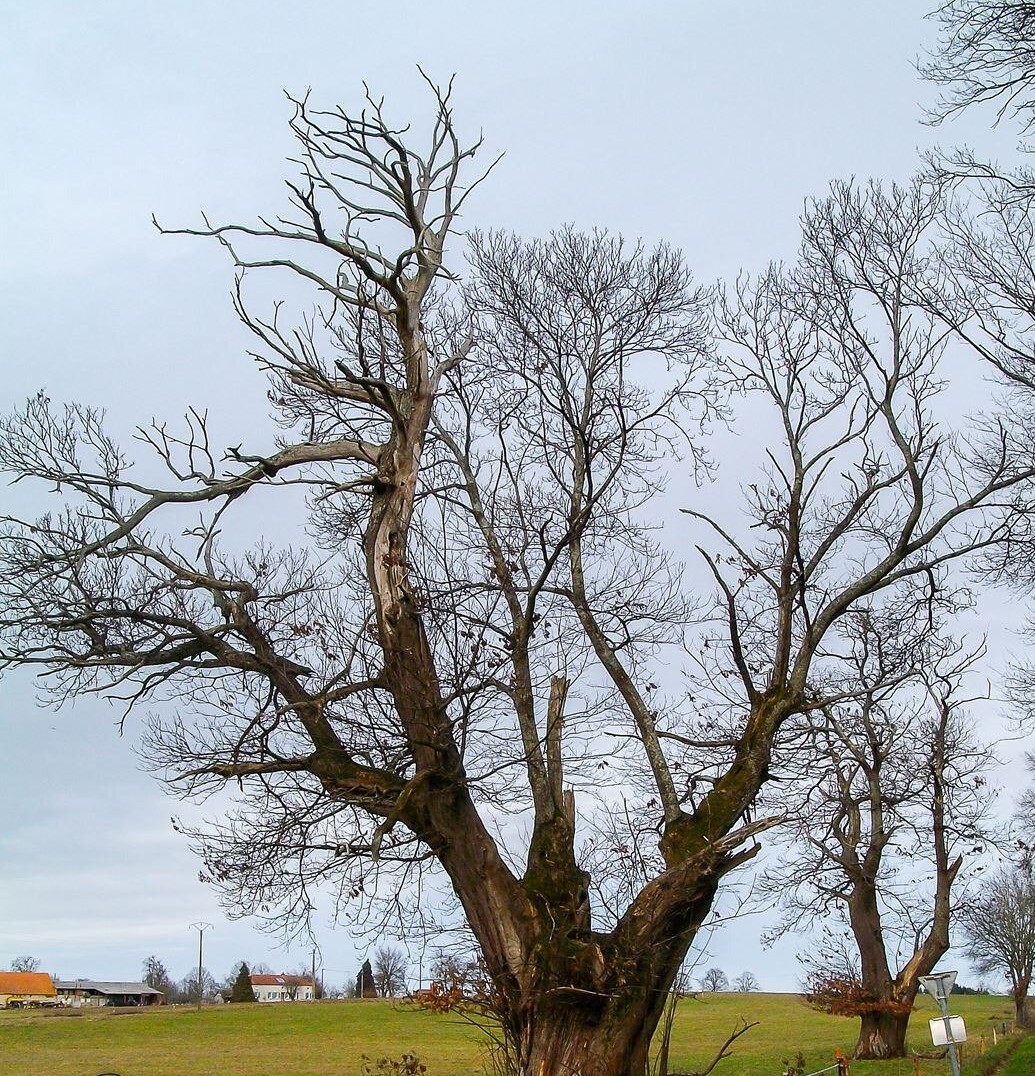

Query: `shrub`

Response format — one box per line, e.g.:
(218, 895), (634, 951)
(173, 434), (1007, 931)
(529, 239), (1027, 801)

(360, 1054), (426, 1075)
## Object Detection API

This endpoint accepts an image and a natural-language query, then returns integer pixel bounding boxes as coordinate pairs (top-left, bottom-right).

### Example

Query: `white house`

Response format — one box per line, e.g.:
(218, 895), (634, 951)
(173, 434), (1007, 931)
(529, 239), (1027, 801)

(249, 973), (315, 1002)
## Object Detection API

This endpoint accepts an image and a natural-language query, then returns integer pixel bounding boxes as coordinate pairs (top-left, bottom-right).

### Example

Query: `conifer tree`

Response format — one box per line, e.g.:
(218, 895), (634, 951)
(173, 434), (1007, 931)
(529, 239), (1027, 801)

(356, 959), (377, 999)
(230, 962), (256, 1003)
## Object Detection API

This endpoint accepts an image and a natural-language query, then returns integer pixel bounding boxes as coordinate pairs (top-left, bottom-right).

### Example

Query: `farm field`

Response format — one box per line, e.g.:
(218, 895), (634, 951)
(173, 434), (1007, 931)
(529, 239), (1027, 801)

(0, 993), (1019, 1076)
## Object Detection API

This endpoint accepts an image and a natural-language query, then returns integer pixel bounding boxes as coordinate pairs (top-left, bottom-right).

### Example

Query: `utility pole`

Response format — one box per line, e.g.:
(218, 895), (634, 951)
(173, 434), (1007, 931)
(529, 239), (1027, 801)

(190, 922), (212, 1012)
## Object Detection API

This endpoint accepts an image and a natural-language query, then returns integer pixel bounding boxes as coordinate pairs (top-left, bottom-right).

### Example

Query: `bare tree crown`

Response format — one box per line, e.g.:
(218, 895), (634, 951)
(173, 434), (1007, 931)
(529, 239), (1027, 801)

(3, 78), (1034, 1076)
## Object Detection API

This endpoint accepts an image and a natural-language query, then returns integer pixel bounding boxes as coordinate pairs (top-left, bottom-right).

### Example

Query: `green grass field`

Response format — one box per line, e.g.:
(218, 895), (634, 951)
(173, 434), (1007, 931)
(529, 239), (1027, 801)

(0, 993), (1020, 1076)
(997, 1033), (1035, 1075)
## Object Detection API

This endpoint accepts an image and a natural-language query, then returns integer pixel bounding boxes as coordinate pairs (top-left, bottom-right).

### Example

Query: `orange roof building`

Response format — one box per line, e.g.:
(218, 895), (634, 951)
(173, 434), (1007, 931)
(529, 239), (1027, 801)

(0, 972), (58, 1007)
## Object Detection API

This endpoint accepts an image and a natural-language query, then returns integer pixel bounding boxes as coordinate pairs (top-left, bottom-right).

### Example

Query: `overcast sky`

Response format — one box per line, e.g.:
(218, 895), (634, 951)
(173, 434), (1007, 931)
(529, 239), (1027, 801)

(1, 1), (1029, 994)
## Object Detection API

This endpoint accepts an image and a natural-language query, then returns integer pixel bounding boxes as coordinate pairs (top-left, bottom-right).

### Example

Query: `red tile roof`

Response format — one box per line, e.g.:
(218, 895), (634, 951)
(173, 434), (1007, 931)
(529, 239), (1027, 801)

(250, 974), (314, 987)
(0, 972), (57, 996)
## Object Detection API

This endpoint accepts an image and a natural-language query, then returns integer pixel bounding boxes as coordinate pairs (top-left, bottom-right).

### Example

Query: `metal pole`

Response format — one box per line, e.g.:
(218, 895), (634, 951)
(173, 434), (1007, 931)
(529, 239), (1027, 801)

(190, 922), (212, 1012)
(933, 994), (961, 1076)
(920, 971), (962, 1076)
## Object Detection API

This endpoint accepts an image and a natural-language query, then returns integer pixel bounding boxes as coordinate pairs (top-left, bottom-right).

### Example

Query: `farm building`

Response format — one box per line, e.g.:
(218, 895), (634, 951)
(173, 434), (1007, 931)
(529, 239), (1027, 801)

(250, 973), (315, 1002)
(53, 980), (164, 1007)
(0, 971), (59, 1008)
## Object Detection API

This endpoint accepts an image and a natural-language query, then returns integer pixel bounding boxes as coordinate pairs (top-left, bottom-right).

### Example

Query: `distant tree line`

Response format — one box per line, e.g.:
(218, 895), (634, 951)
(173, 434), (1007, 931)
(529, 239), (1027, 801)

(697, 968), (760, 993)
(139, 955), (324, 1003)
(5, 947), (417, 1004)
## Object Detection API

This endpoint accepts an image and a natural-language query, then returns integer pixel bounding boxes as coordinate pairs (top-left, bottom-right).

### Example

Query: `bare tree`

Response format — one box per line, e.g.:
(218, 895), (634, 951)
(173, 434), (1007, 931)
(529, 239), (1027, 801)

(921, 2), (1035, 390)
(142, 955), (175, 999)
(761, 616), (994, 1059)
(924, 1), (1035, 132)
(427, 951), (469, 995)
(373, 945), (408, 998)
(9, 956), (40, 973)
(924, 8), (1035, 803)
(700, 968), (728, 992)
(959, 864), (1035, 1025)
(732, 971), (759, 992)
(1, 77), (1033, 1075)
(1017, 753), (1035, 856)
(179, 966), (218, 1004)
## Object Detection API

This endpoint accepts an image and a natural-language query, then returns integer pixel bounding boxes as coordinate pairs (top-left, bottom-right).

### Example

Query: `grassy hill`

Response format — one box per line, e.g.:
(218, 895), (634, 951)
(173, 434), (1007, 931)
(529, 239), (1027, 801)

(0, 992), (1019, 1076)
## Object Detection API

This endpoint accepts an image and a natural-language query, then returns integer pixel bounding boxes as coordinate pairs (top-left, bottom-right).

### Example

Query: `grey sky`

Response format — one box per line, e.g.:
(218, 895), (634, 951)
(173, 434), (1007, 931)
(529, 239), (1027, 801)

(1, 1), (1027, 993)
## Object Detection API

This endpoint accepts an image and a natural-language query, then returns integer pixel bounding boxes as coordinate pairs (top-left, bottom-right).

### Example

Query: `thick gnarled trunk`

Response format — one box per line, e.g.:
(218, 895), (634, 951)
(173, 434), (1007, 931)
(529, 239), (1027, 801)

(487, 841), (728, 1076)
(502, 936), (688, 1076)
(855, 1011), (909, 1060)
(518, 999), (661, 1076)
(845, 884), (925, 1060)
(351, 238), (784, 1075)
(848, 917), (925, 1058)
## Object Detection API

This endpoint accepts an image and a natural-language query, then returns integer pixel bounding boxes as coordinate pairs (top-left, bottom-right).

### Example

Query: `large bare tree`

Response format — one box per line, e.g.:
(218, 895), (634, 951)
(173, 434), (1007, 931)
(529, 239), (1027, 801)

(1, 79), (1033, 1074)
(760, 619), (994, 1059)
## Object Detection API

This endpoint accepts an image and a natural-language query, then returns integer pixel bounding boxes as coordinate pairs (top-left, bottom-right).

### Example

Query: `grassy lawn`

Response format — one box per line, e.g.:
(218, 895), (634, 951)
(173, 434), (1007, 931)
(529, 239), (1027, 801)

(663, 992), (1015, 1076)
(0, 993), (1020, 1076)
(994, 1032), (1035, 1076)
(0, 1001), (484, 1076)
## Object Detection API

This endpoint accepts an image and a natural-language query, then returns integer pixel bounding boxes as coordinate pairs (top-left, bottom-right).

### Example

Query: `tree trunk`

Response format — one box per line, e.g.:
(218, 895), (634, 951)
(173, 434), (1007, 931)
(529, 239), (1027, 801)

(1013, 980), (1032, 1028)
(517, 993), (666, 1076)
(847, 884), (909, 1060)
(854, 1010), (909, 1060)
(497, 868), (725, 1076)
(845, 857), (944, 1062)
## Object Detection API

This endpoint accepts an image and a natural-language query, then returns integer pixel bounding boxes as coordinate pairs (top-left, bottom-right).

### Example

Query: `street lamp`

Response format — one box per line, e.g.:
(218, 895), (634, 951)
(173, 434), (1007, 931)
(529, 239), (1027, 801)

(190, 922), (212, 1011)
(920, 971), (965, 1076)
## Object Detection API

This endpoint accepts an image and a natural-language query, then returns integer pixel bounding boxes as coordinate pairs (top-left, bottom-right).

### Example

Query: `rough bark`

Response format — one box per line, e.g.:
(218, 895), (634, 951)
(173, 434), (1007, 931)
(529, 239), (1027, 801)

(844, 879), (916, 1060)
(1013, 979), (1033, 1028)
(855, 1010), (910, 1060)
